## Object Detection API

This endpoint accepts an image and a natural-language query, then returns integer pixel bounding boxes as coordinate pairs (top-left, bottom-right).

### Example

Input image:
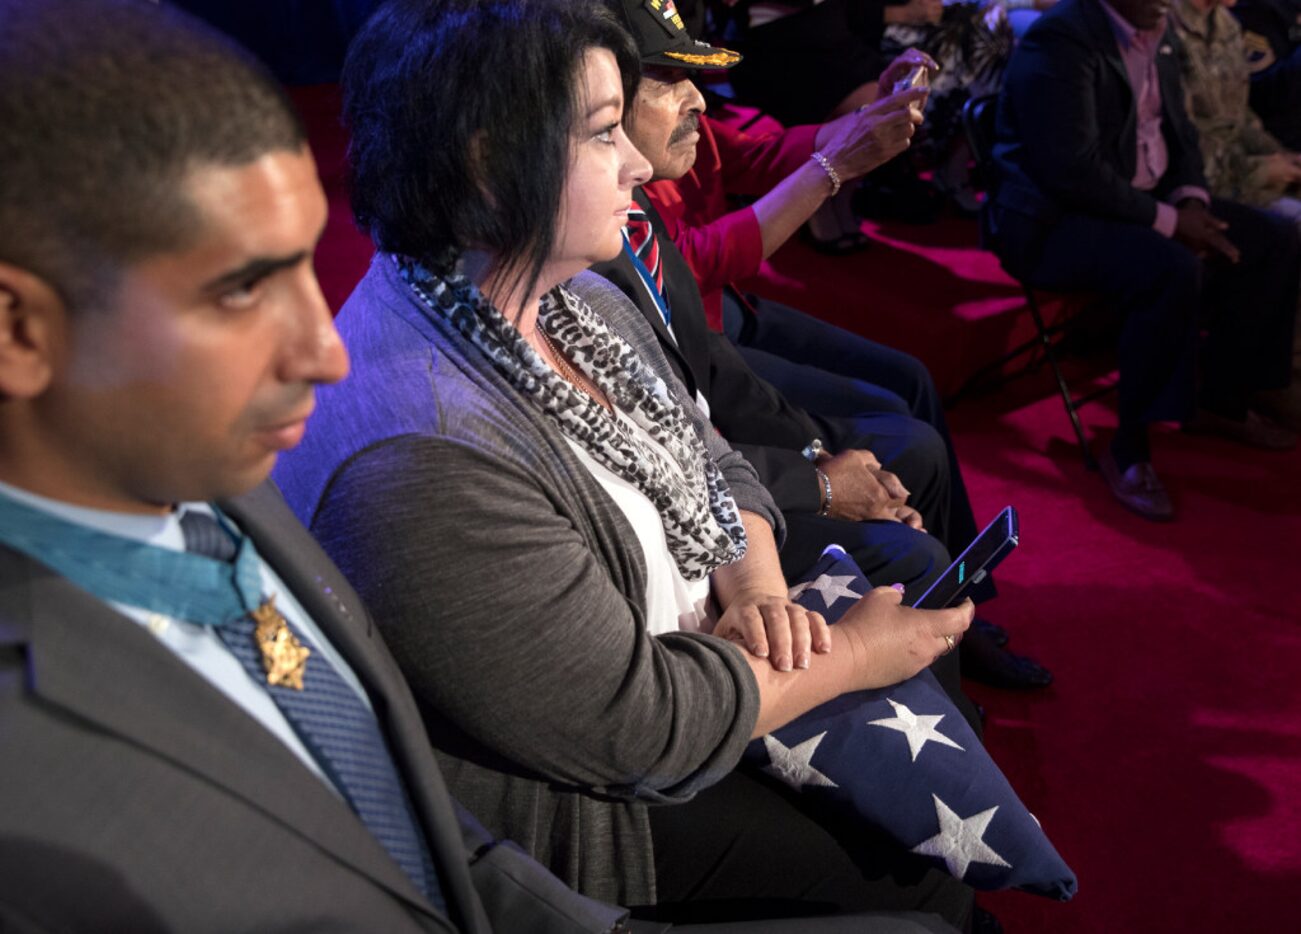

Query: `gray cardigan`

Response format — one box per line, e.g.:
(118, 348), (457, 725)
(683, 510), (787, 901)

(273, 258), (776, 906)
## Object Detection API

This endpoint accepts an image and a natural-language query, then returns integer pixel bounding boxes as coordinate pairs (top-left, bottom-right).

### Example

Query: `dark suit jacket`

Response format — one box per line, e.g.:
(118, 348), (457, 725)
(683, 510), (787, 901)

(0, 483), (622, 933)
(591, 191), (825, 515)
(991, 0), (1207, 244)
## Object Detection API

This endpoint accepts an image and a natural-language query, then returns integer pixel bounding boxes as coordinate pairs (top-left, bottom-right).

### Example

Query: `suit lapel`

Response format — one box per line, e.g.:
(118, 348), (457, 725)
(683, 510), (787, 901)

(1082, 0), (1139, 154)
(1, 526), (452, 928)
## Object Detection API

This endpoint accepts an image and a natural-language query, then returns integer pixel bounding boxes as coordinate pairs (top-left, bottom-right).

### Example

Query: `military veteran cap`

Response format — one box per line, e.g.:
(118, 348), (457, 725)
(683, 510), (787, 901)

(609, 0), (741, 70)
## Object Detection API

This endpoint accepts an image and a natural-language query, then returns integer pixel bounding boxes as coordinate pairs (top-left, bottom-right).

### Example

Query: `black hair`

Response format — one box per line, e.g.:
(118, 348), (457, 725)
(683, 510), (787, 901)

(342, 0), (640, 302)
(0, 0), (306, 312)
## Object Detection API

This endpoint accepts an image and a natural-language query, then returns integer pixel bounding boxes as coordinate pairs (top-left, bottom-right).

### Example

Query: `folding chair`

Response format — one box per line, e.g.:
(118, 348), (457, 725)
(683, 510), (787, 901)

(960, 93), (1115, 471)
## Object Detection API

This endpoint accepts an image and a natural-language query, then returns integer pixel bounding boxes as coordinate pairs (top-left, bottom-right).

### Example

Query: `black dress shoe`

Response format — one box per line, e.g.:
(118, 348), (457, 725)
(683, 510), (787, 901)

(972, 617), (1009, 648)
(961, 626), (1054, 691)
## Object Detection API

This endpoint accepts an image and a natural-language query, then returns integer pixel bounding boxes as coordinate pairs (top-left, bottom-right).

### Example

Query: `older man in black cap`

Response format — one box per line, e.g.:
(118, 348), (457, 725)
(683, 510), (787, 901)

(592, 0), (1053, 692)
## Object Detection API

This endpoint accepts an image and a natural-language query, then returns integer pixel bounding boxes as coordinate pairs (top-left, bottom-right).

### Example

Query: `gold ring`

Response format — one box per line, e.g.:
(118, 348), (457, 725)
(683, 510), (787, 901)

(942, 634), (956, 655)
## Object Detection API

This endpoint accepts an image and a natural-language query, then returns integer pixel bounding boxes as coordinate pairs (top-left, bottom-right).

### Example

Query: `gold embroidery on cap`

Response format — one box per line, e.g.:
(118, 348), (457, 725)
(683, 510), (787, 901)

(663, 47), (740, 67)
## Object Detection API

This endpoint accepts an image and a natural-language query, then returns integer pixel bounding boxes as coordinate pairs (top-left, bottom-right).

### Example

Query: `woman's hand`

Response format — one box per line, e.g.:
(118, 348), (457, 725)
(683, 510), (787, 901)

(837, 586), (974, 690)
(712, 590), (832, 672)
(875, 48), (940, 94)
(814, 91), (924, 183)
(742, 585), (974, 737)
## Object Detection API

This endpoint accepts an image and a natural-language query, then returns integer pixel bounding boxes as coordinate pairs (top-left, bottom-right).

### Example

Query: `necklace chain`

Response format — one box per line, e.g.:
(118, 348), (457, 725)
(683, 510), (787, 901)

(537, 327), (584, 388)
(537, 327), (610, 411)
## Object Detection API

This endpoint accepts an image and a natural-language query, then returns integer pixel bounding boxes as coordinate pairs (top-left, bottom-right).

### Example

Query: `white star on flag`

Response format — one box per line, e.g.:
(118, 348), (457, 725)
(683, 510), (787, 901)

(911, 795), (1011, 880)
(787, 573), (860, 609)
(868, 698), (964, 761)
(761, 732), (839, 791)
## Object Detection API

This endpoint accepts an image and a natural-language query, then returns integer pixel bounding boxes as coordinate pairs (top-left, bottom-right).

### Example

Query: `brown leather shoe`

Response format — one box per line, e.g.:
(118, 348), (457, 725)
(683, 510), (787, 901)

(1183, 408), (1298, 450)
(1098, 450), (1175, 521)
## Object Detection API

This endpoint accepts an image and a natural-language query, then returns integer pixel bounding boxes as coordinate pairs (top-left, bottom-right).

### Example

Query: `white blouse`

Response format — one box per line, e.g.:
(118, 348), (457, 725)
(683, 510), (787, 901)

(563, 410), (714, 636)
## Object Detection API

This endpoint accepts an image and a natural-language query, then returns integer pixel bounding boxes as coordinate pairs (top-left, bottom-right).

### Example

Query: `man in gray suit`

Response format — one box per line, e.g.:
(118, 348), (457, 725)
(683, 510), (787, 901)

(0, 2), (626, 931)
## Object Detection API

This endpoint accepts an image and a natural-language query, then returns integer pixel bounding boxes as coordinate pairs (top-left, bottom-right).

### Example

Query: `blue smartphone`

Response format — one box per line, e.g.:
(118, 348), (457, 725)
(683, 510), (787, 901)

(911, 506), (1019, 610)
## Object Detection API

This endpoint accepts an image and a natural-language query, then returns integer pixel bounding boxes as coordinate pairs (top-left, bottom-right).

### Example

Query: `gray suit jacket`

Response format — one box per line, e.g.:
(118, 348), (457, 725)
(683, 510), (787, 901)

(0, 483), (624, 933)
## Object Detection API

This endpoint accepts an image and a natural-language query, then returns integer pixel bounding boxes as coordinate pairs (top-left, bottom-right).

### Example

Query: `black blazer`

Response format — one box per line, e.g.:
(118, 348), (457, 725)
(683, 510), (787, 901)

(592, 190), (826, 515)
(990, 0), (1206, 235)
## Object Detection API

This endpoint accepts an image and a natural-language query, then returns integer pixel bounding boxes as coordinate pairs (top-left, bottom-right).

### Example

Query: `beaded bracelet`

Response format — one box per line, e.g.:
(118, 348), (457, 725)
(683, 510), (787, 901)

(815, 467), (833, 517)
(810, 151), (841, 197)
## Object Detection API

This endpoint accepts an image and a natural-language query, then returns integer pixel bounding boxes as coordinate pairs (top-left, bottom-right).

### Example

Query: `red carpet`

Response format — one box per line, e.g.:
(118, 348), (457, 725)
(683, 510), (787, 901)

(295, 85), (1301, 932)
(951, 386), (1301, 931)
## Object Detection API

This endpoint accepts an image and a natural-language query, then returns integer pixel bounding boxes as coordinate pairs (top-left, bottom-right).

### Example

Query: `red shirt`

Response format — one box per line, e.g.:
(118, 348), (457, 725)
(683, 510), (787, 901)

(643, 114), (820, 329)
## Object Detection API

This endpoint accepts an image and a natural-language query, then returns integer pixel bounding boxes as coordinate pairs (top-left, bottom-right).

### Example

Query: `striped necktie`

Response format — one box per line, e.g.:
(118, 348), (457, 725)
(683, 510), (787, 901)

(625, 200), (663, 295)
(179, 510), (446, 912)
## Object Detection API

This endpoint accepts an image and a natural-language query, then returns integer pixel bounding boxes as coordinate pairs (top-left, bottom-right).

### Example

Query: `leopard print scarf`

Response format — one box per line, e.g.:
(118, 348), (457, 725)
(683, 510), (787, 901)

(399, 257), (747, 582)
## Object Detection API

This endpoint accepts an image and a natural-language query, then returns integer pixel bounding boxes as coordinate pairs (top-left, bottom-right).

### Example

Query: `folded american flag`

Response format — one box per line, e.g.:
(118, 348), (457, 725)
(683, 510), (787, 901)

(741, 546), (1077, 900)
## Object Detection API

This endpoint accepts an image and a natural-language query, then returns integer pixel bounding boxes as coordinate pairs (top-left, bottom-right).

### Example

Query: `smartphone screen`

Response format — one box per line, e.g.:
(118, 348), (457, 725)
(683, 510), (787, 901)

(912, 506), (1019, 610)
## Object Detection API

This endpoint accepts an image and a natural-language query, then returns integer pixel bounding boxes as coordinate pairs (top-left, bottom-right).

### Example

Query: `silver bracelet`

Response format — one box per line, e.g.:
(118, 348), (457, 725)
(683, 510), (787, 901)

(810, 151), (841, 197)
(816, 467), (833, 517)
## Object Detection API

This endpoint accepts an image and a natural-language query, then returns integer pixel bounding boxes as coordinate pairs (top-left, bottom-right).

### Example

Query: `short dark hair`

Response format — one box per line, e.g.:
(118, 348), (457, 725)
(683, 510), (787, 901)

(0, 0), (306, 312)
(343, 0), (639, 300)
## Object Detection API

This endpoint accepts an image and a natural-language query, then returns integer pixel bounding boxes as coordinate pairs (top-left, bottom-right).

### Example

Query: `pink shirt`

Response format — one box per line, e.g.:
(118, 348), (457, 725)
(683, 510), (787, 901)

(1100, 0), (1209, 236)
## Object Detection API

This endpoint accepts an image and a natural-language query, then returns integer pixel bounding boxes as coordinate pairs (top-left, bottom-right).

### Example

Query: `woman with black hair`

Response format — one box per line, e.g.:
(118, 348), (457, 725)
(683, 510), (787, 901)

(274, 0), (972, 923)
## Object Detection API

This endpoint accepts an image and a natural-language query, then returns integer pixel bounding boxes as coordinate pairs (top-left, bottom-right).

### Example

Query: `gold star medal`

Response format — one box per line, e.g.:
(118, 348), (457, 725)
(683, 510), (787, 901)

(250, 595), (311, 690)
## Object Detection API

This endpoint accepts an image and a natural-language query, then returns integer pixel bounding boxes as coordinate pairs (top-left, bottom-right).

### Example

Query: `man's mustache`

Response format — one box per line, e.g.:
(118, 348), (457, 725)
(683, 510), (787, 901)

(668, 113), (700, 145)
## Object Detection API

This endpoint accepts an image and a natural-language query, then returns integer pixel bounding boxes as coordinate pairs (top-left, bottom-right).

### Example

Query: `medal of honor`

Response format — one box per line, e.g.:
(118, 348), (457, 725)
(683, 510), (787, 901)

(250, 595), (311, 690)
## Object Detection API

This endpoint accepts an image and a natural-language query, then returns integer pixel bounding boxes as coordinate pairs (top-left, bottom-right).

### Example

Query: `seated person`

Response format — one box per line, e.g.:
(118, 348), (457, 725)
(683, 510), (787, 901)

(991, 0), (1300, 521)
(273, 0), (975, 926)
(1171, 0), (1301, 224)
(1232, 0), (1301, 150)
(0, 2), (629, 931)
(720, 0), (1014, 212)
(595, 0), (1049, 689)
(1170, 0), (1301, 425)
(880, 0), (1014, 207)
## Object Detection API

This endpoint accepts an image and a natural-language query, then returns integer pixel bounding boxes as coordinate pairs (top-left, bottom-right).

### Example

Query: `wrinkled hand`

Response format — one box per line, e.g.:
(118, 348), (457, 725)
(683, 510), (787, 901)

(876, 48), (939, 95)
(890, 501), (926, 530)
(1174, 201), (1240, 263)
(712, 590), (831, 672)
(819, 449), (917, 524)
(817, 90), (924, 183)
(837, 587), (975, 690)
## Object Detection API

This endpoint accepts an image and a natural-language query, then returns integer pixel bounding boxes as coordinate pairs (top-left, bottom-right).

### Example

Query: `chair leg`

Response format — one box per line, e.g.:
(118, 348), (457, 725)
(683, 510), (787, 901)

(1023, 287), (1097, 470)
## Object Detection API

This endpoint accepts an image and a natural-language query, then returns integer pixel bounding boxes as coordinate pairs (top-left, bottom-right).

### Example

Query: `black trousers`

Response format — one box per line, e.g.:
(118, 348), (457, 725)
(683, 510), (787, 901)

(723, 295), (985, 549)
(994, 198), (1300, 429)
(639, 769), (973, 931)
